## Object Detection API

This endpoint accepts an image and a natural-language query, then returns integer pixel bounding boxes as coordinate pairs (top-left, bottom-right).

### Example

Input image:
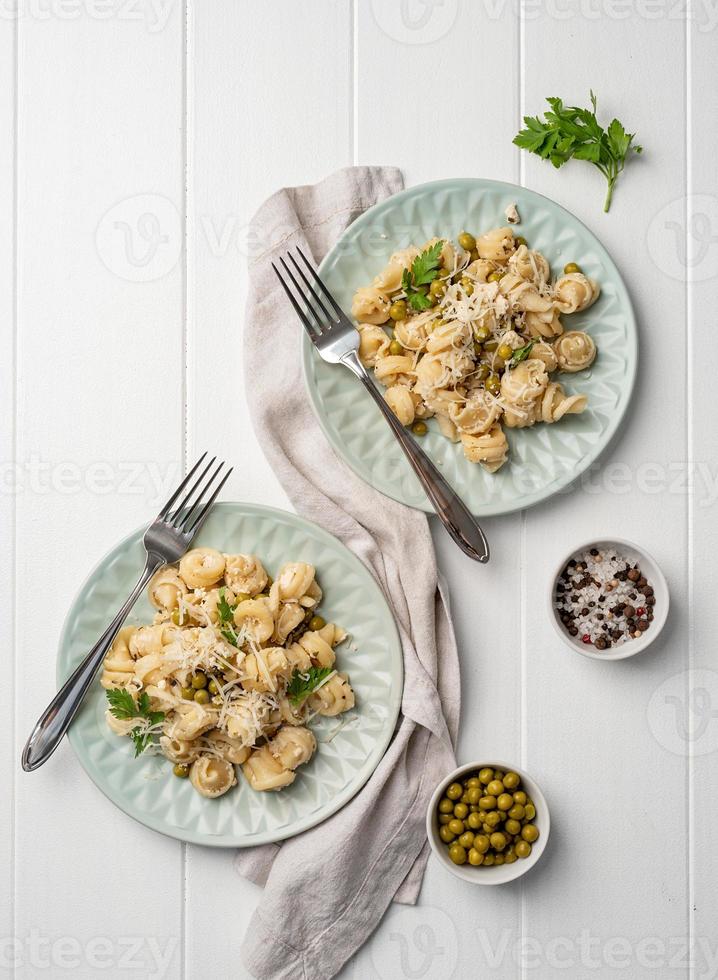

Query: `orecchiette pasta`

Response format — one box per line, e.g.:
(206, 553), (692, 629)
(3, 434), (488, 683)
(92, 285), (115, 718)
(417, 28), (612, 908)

(553, 273), (600, 314)
(351, 225), (597, 473)
(553, 331), (597, 372)
(179, 548), (225, 589)
(351, 286), (390, 325)
(102, 548), (354, 799)
(189, 755), (237, 798)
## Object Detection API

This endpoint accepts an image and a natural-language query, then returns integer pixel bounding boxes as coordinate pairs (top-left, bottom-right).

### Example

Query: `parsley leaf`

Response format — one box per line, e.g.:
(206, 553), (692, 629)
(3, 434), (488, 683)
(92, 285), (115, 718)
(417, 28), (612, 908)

(507, 341), (535, 369)
(106, 687), (139, 721)
(217, 586), (239, 647)
(105, 688), (165, 757)
(513, 92), (642, 212)
(287, 667), (334, 706)
(402, 241), (444, 311)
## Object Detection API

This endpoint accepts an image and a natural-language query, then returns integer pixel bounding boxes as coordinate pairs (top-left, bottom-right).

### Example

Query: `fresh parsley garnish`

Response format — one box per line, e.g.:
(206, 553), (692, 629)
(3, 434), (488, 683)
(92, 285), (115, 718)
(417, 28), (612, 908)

(507, 341), (534, 369)
(287, 667), (333, 706)
(513, 92), (642, 212)
(217, 586), (239, 647)
(401, 240), (444, 311)
(106, 689), (165, 757)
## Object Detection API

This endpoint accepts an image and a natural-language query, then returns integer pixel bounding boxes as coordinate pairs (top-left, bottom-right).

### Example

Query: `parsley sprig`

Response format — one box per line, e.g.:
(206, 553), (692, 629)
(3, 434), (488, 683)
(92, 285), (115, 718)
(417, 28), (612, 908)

(217, 586), (239, 647)
(513, 92), (642, 212)
(507, 341), (534, 369)
(287, 667), (334, 706)
(401, 241), (444, 311)
(106, 688), (165, 757)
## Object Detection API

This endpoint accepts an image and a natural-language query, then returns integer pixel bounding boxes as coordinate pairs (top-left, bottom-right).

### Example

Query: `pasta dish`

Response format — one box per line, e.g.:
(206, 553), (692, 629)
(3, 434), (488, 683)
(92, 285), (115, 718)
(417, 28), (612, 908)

(352, 224), (598, 472)
(101, 548), (354, 798)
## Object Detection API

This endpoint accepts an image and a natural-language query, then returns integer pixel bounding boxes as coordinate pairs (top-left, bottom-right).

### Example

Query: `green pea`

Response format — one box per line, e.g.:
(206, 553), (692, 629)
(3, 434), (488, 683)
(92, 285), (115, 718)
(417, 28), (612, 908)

(446, 782), (463, 800)
(429, 279), (446, 299)
(439, 825), (456, 844)
(460, 278), (474, 296)
(467, 812), (483, 830)
(448, 819), (465, 836)
(467, 787), (482, 805)
(473, 834), (490, 854)
(505, 819), (521, 836)
(467, 777), (481, 788)
(564, 262), (581, 274)
(438, 798), (454, 815)
(458, 231), (476, 251)
(490, 832), (507, 851)
(309, 615), (326, 631)
(513, 791), (527, 805)
(493, 853), (505, 866)
(389, 340), (404, 356)
(524, 803), (536, 820)
(180, 687), (194, 701)
(207, 678), (220, 695)
(497, 344), (513, 360)
(508, 804), (525, 820)
(484, 811), (501, 828)
(469, 248), (480, 261)
(173, 764), (189, 778)
(497, 793), (513, 811)
(453, 803), (469, 820)
(503, 772), (520, 790)
(475, 363), (490, 382)
(193, 689), (210, 704)
(522, 824), (539, 843)
(439, 814), (452, 825)
(191, 672), (207, 690)
(487, 271), (503, 283)
(482, 853), (495, 866)
(468, 848), (484, 866)
(483, 341), (498, 353)
(412, 421), (428, 437)
(515, 840), (532, 859)
(478, 767), (494, 784)
(515, 236), (528, 247)
(485, 375), (500, 395)
(458, 831), (475, 849)
(170, 608), (183, 625)
(389, 300), (407, 321)
(479, 796), (496, 811)
(475, 325), (491, 342)
(234, 592), (250, 603)
(504, 849), (518, 864)
(487, 779), (504, 796)
(448, 844), (467, 865)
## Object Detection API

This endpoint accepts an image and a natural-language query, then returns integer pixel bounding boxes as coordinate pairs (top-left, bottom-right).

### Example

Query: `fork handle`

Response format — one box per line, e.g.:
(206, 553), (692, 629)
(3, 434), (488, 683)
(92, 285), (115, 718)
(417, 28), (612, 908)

(21, 555), (165, 772)
(342, 352), (490, 563)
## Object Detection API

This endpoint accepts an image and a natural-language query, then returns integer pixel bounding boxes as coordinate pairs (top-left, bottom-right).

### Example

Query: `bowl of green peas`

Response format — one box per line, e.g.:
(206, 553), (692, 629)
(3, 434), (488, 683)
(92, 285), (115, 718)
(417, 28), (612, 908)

(426, 761), (550, 884)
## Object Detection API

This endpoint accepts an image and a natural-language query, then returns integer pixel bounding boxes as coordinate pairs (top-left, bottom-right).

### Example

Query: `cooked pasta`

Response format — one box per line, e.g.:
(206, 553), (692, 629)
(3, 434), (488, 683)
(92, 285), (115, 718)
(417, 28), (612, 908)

(102, 548), (354, 797)
(352, 225), (599, 472)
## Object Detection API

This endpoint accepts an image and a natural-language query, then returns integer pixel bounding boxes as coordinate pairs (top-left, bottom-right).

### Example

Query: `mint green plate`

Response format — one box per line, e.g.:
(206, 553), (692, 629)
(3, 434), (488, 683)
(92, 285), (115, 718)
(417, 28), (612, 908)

(58, 503), (403, 847)
(302, 178), (637, 516)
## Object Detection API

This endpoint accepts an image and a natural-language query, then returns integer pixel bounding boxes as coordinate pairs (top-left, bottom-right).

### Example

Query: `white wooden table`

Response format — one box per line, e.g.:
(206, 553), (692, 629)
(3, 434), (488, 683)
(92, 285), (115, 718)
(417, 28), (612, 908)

(3, 2), (716, 977)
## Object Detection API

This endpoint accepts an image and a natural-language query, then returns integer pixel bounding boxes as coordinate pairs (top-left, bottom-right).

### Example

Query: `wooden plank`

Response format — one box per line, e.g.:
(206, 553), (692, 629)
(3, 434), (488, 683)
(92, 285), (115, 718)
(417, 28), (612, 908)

(13, 9), (185, 976)
(351, 3), (523, 977)
(184, 2), (353, 976)
(0, 11), (16, 956)
(687, 15), (718, 970)
(522, 12), (690, 977)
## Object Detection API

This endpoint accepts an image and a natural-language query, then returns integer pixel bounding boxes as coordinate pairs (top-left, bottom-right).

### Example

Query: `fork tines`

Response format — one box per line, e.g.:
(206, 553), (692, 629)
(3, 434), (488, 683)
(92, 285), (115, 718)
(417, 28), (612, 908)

(159, 454), (233, 535)
(272, 247), (341, 338)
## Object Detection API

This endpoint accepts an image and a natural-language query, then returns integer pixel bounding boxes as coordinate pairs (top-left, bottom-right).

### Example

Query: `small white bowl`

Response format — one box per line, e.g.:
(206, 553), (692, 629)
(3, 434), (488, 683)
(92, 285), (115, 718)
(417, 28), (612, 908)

(426, 761), (550, 885)
(548, 537), (669, 661)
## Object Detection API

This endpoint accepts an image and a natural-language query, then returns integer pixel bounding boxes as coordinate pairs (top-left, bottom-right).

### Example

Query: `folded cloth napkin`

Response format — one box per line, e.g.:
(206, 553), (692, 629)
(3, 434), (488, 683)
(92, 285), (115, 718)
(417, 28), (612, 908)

(238, 166), (460, 980)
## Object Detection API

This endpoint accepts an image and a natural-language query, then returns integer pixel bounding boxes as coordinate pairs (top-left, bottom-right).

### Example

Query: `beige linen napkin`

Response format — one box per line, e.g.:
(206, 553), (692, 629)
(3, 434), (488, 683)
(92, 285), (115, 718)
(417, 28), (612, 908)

(238, 166), (460, 980)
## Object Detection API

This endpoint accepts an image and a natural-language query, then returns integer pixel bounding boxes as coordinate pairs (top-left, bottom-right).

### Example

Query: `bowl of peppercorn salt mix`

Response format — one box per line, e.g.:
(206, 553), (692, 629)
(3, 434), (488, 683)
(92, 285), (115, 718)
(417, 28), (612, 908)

(548, 539), (669, 660)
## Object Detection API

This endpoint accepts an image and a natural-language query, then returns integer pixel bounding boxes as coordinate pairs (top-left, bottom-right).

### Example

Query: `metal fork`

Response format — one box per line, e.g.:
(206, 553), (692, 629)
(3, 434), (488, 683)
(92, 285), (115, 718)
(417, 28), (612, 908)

(21, 453), (233, 772)
(274, 247), (490, 563)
